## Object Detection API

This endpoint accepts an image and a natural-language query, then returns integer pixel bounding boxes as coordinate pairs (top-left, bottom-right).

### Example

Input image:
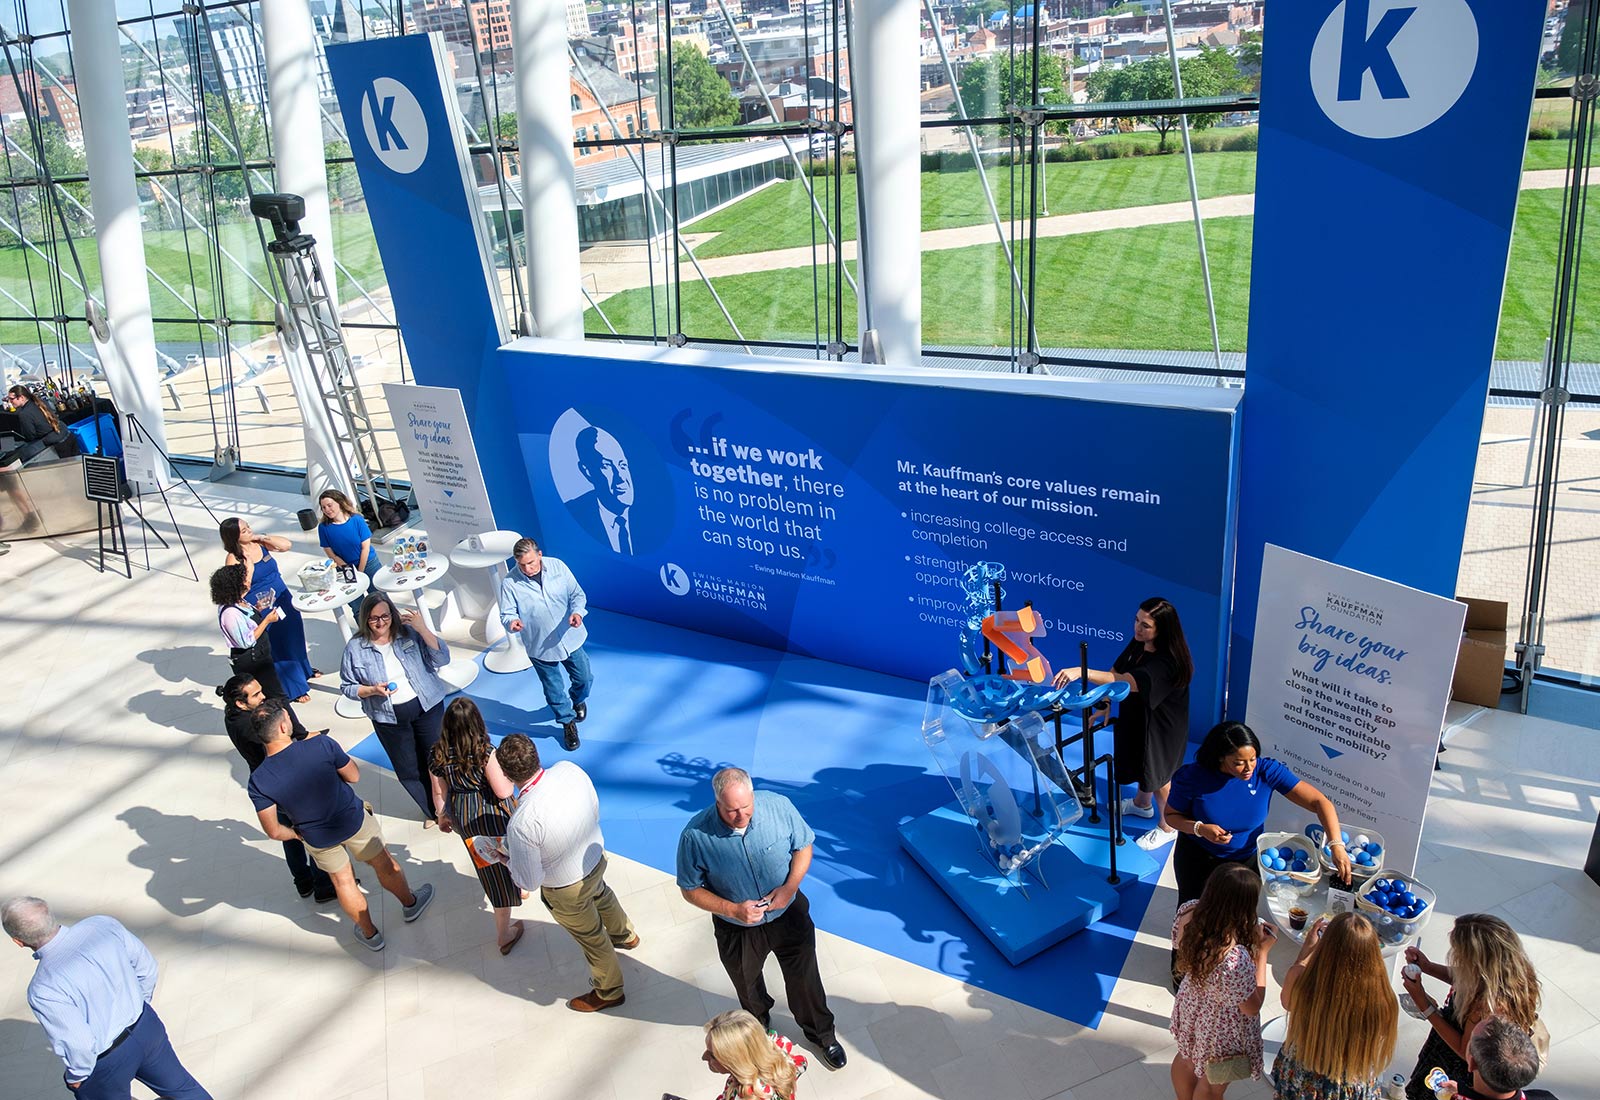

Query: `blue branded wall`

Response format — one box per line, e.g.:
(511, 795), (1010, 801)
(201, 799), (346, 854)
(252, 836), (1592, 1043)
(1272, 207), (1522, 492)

(498, 339), (1241, 736)
(324, 34), (533, 529)
(1230, 0), (1546, 714)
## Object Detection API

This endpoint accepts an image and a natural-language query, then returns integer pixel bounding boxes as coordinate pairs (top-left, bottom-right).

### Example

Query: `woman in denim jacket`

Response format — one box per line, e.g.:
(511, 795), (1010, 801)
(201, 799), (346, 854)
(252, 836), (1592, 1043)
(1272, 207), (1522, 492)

(340, 591), (453, 822)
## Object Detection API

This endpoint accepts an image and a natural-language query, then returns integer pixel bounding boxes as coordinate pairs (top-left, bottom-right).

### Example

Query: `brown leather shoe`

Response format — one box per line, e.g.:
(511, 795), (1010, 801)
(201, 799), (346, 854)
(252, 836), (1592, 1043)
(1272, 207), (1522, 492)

(568, 990), (625, 1013)
(613, 933), (640, 950)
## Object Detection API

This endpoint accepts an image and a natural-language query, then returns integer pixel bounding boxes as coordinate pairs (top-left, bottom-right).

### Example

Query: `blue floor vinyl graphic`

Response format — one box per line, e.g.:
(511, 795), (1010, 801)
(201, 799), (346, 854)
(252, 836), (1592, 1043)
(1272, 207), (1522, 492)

(349, 609), (1169, 1026)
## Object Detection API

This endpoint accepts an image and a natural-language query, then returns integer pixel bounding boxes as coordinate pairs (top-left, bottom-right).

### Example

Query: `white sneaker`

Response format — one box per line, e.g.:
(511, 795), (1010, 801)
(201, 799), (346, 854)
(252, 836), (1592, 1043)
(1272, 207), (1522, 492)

(1136, 827), (1178, 851)
(1120, 798), (1156, 819)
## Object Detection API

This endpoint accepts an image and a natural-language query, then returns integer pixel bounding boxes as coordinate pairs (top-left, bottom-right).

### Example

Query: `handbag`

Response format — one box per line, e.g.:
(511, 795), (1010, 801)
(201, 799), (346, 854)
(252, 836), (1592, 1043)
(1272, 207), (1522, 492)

(1204, 1055), (1252, 1085)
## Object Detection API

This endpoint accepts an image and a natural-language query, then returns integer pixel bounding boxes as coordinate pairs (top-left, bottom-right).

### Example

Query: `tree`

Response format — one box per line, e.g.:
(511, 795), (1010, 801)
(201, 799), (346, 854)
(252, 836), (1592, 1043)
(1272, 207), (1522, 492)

(1557, 6), (1587, 76)
(953, 51), (1068, 141)
(1087, 46), (1244, 150)
(1237, 29), (1262, 92)
(670, 44), (739, 130)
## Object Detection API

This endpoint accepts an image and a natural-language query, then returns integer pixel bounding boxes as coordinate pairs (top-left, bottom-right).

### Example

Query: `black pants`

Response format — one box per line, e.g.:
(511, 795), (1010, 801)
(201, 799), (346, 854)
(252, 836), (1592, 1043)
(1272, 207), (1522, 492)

(282, 839), (333, 896)
(713, 891), (836, 1047)
(372, 697), (445, 818)
(1173, 832), (1257, 905)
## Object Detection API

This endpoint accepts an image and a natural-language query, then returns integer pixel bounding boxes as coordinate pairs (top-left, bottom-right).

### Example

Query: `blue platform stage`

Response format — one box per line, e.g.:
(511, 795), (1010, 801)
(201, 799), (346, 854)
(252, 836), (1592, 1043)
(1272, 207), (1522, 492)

(350, 609), (1170, 1026)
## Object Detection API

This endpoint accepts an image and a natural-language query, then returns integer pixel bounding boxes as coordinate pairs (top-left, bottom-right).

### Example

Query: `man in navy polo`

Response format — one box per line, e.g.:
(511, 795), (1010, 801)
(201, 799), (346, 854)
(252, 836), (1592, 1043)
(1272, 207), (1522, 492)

(676, 767), (845, 1070)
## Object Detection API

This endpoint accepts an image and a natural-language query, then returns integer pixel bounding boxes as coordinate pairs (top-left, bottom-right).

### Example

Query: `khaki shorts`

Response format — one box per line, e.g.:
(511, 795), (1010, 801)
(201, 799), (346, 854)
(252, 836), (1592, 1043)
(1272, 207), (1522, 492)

(305, 807), (387, 873)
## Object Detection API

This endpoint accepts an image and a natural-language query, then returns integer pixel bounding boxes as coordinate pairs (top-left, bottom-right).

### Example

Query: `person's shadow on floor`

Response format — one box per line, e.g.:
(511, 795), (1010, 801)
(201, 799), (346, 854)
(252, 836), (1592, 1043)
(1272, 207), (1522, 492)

(117, 805), (301, 919)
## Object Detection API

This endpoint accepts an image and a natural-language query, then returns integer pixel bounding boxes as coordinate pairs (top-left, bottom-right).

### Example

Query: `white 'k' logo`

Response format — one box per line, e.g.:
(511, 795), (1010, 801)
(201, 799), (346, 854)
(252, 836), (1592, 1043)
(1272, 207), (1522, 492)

(1310, 0), (1479, 139)
(361, 77), (429, 174)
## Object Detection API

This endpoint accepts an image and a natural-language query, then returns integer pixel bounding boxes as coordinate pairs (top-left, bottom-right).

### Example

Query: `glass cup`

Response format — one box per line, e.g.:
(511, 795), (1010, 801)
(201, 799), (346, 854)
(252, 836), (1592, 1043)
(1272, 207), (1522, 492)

(1288, 906), (1308, 931)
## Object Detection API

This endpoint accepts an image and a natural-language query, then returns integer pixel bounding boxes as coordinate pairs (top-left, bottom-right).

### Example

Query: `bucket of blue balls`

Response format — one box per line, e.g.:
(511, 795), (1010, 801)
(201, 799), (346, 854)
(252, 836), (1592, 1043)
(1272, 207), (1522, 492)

(1356, 871), (1436, 945)
(1255, 831), (1322, 897)
(1306, 822), (1386, 883)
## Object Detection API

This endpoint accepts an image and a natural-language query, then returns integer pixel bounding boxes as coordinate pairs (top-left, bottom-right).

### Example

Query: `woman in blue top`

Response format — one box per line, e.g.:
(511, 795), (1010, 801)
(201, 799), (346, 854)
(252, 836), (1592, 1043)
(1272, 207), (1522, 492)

(221, 517), (317, 702)
(1164, 721), (1352, 905)
(317, 490), (380, 579)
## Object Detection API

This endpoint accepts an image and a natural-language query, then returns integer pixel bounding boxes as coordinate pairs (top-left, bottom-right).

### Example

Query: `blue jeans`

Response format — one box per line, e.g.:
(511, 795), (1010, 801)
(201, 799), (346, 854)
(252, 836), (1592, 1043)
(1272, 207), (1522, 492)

(72, 1003), (210, 1099)
(531, 646), (592, 724)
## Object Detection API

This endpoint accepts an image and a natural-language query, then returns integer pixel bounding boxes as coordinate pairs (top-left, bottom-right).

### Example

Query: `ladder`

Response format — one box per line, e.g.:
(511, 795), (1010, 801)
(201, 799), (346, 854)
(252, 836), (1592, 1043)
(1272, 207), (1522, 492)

(262, 218), (404, 524)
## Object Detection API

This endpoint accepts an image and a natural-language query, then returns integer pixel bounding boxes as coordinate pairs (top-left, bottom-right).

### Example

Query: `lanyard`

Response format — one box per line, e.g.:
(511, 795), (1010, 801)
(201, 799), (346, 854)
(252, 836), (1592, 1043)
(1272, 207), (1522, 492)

(517, 769), (545, 801)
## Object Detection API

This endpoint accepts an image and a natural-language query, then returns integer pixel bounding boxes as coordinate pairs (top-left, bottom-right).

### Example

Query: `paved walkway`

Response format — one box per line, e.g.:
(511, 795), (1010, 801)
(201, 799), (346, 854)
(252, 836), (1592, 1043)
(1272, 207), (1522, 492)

(582, 166), (1599, 303)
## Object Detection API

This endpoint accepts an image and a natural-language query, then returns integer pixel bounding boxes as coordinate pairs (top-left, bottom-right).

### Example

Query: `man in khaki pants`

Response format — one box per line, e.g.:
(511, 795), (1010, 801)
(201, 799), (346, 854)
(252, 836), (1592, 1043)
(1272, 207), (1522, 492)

(496, 733), (638, 1011)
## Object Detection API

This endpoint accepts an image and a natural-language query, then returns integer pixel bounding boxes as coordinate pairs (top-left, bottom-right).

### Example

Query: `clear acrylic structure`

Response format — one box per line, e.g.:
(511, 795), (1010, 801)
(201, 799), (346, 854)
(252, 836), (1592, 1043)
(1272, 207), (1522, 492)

(921, 669), (1085, 896)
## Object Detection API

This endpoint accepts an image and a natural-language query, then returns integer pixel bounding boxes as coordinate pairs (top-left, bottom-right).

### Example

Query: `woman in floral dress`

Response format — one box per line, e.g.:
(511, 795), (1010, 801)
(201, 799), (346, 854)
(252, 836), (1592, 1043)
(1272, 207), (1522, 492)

(1272, 912), (1398, 1100)
(703, 1010), (807, 1100)
(1170, 863), (1273, 1100)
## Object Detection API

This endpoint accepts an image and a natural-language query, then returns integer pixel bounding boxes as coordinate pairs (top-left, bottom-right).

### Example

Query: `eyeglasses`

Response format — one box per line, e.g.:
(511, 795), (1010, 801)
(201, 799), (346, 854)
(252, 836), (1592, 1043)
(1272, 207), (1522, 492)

(368, 614), (392, 624)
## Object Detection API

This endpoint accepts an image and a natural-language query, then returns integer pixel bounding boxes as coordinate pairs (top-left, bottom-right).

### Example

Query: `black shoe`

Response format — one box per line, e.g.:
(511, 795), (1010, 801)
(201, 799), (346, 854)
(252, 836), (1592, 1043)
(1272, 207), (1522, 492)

(313, 886), (337, 904)
(820, 1042), (847, 1070)
(563, 722), (581, 751)
(295, 882), (315, 899)
(573, 701), (587, 722)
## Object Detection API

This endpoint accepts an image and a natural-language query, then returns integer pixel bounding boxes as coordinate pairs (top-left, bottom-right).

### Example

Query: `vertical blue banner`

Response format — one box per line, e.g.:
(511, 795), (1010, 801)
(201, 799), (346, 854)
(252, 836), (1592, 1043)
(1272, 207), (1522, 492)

(1231, 0), (1545, 714)
(324, 34), (531, 529)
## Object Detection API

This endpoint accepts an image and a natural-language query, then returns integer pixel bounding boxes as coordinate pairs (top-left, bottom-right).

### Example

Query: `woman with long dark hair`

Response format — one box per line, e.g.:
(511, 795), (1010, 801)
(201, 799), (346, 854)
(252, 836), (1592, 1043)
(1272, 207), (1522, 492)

(1164, 721), (1351, 904)
(341, 590), (453, 822)
(1273, 912), (1398, 1100)
(1170, 863), (1273, 1099)
(0, 384), (69, 470)
(221, 516), (316, 701)
(210, 563), (290, 700)
(1055, 595), (1193, 851)
(427, 698), (523, 953)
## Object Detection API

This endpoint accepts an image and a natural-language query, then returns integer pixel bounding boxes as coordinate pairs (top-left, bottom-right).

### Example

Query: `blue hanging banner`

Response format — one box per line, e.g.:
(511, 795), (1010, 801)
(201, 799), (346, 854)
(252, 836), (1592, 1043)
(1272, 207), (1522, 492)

(1230, 0), (1546, 714)
(324, 33), (531, 529)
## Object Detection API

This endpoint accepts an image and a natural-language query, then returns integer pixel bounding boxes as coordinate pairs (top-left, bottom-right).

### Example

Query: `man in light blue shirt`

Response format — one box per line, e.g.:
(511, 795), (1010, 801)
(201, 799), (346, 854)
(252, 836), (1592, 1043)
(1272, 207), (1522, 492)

(499, 537), (592, 751)
(4, 897), (209, 1098)
(676, 768), (845, 1070)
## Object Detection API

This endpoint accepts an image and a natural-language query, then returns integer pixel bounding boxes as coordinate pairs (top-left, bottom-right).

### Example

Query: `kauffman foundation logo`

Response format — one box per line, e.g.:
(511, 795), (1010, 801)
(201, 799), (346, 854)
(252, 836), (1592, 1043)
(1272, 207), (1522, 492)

(361, 77), (429, 173)
(1310, 0), (1479, 139)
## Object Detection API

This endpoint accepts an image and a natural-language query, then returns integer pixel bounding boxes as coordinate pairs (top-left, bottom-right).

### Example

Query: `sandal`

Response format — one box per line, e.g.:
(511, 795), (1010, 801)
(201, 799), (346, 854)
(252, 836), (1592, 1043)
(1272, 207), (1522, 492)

(499, 921), (525, 956)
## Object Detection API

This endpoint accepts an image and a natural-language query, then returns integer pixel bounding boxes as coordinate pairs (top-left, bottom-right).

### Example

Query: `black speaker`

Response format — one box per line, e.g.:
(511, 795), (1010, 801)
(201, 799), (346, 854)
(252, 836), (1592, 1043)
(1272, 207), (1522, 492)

(297, 508), (316, 531)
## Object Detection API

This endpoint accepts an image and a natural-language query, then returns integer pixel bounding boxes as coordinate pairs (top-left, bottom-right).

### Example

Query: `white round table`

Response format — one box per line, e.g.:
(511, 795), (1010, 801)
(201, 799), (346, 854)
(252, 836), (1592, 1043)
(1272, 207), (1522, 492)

(373, 556), (480, 691)
(450, 530), (531, 675)
(290, 573), (371, 719)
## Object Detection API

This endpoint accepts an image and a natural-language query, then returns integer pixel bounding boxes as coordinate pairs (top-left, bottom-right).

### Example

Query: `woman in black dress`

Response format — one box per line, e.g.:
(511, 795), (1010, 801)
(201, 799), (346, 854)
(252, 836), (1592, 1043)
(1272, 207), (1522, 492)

(0, 385), (70, 469)
(1054, 595), (1193, 852)
(428, 697), (525, 954)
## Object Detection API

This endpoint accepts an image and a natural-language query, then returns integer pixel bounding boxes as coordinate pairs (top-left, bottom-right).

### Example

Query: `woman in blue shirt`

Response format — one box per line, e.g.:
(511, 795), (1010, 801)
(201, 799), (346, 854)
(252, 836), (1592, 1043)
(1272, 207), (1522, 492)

(1164, 721), (1353, 905)
(317, 490), (380, 579)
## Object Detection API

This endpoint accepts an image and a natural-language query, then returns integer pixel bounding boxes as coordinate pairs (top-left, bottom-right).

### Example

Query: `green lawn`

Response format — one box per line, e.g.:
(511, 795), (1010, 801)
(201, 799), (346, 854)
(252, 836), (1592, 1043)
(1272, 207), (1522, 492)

(0, 211), (387, 345)
(587, 188), (1598, 362)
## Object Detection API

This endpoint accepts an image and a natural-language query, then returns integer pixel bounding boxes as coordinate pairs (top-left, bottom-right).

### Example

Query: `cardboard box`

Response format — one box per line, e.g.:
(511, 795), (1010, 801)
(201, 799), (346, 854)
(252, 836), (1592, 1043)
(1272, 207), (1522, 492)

(1451, 597), (1510, 708)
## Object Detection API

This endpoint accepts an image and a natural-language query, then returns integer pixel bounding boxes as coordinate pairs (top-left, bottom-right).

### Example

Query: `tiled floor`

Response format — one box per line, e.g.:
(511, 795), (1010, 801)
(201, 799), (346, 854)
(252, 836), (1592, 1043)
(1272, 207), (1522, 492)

(0, 480), (1596, 1100)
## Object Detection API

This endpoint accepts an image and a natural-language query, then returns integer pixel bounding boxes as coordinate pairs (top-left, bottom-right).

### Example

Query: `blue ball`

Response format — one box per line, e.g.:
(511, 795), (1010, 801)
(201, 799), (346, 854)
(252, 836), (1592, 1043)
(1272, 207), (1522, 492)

(1415, 898), (1429, 912)
(1277, 845), (1294, 859)
(1341, 830), (1351, 843)
(1292, 860), (1309, 872)
(1355, 851), (1375, 866)
(1366, 842), (1382, 855)
(1272, 858), (1287, 871)
(1261, 853), (1274, 867)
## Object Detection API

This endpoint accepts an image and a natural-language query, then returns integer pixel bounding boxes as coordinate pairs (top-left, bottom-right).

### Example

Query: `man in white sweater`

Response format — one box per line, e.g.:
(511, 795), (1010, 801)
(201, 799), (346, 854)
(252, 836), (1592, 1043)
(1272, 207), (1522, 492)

(496, 733), (638, 1012)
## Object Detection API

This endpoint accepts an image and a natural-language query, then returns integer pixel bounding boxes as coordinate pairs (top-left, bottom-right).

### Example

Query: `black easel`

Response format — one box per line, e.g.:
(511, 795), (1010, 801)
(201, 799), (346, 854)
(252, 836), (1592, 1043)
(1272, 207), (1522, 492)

(84, 453), (129, 577)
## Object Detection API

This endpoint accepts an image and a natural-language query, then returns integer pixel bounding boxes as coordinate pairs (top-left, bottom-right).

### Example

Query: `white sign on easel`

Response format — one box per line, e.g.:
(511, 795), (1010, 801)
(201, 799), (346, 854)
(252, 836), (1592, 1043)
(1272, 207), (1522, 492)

(1245, 544), (1466, 875)
(382, 383), (498, 618)
(119, 420), (169, 491)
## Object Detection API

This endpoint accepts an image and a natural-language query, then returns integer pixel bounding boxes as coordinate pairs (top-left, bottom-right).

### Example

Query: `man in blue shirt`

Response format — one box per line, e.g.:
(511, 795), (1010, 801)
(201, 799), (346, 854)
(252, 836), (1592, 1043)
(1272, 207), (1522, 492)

(498, 537), (592, 751)
(676, 768), (845, 1070)
(3, 896), (210, 1098)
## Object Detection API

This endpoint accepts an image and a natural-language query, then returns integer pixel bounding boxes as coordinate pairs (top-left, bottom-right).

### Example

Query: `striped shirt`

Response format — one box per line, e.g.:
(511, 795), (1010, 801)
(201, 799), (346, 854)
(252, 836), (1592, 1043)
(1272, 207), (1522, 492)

(26, 917), (157, 1083)
(505, 760), (604, 892)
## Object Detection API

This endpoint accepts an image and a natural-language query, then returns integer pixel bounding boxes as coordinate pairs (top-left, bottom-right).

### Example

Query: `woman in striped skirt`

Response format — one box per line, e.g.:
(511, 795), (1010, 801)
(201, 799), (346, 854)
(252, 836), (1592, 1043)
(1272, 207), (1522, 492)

(428, 697), (525, 954)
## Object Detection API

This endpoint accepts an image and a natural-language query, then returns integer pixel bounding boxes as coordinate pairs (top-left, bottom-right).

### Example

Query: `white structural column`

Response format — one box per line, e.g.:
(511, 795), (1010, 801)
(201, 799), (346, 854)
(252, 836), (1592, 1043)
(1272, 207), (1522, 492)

(510, 0), (584, 340)
(261, 0), (353, 499)
(66, 0), (168, 457)
(852, 0), (921, 365)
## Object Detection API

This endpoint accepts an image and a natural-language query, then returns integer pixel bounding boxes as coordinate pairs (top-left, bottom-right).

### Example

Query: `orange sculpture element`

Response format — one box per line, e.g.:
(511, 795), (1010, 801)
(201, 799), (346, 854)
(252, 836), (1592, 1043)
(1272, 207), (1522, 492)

(981, 607), (1053, 683)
